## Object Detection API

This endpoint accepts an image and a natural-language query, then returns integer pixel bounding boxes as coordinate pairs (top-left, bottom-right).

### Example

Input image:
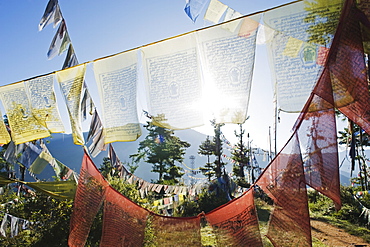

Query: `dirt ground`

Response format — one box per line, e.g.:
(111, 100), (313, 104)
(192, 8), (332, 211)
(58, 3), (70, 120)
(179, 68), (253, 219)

(311, 219), (369, 247)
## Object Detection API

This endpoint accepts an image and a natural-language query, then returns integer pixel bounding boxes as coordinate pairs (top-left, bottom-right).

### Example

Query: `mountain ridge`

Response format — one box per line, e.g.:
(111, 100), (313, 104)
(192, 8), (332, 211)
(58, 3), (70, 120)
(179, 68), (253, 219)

(41, 128), (353, 185)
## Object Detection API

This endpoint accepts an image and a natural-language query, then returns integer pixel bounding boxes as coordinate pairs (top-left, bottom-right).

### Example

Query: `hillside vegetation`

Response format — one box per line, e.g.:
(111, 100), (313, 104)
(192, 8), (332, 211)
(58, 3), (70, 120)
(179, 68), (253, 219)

(1, 176), (369, 246)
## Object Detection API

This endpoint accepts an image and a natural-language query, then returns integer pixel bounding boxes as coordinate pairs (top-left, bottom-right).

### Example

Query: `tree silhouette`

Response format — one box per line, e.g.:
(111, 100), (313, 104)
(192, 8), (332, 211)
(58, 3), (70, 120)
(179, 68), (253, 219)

(130, 120), (190, 184)
(198, 135), (216, 181)
(231, 124), (250, 187)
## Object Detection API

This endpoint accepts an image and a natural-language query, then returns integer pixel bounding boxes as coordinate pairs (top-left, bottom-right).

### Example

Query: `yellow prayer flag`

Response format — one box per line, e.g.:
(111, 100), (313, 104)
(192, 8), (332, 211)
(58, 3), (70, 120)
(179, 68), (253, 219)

(56, 64), (86, 145)
(0, 109), (10, 145)
(0, 175), (15, 185)
(283, 37), (304, 58)
(0, 82), (50, 144)
(179, 193), (185, 202)
(153, 200), (160, 206)
(25, 180), (77, 200)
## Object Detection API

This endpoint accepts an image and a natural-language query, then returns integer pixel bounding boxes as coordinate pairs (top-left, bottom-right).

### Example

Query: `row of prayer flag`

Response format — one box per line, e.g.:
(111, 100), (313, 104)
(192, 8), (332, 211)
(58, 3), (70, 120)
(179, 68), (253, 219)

(184, 0), (242, 26)
(69, 150), (263, 246)
(68, 1), (370, 246)
(0, 213), (32, 238)
(40, 0), (100, 154)
(152, 193), (186, 207)
(3, 140), (76, 183)
(0, 0), (345, 147)
(3, 0), (261, 144)
(39, 0), (71, 60)
(108, 143), (207, 198)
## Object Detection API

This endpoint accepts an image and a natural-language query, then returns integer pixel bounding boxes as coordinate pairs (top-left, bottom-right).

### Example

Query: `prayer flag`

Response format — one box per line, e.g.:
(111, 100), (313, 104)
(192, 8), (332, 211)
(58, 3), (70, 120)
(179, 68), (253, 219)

(47, 19), (71, 59)
(294, 0), (370, 209)
(264, 0), (343, 112)
(238, 17), (260, 39)
(316, 46), (329, 66)
(29, 150), (53, 174)
(205, 189), (263, 246)
(68, 150), (109, 247)
(62, 44), (79, 69)
(100, 186), (149, 246)
(328, 1), (370, 135)
(88, 127), (106, 158)
(38, 0), (62, 31)
(197, 13), (260, 124)
(3, 141), (16, 165)
(93, 50), (142, 142)
(0, 110), (10, 145)
(24, 74), (65, 133)
(0, 82), (50, 144)
(184, 0), (209, 22)
(283, 37), (304, 58)
(86, 109), (101, 141)
(256, 24), (275, 45)
(18, 142), (42, 169)
(50, 158), (69, 179)
(221, 7), (242, 32)
(0, 175), (15, 186)
(56, 64), (86, 145)
(80, 83), (94, 121)
(87, 109), (106, 157)
(10, 216), (19, 238)
(142, 33), (204, 129)
(256, 134), (312, 246)
(204, 0), (228, 24)
(25, 180), (76, 200)
(108, 144), (121, 168)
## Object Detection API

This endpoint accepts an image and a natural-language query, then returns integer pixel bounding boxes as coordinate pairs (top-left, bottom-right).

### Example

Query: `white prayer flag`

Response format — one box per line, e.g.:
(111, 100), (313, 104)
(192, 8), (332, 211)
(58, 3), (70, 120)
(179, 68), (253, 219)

(221, 7), (243, 32)
(24, 74), (65, 133)
(263, 1), (342, 112)
(142, 33), (204, 129)
(47, 20), (71, 59)
(204, 0), (228, 23)
(38, 0), (62, 31)
(93, 50), (142, 143)
(197, 13), (261, 124)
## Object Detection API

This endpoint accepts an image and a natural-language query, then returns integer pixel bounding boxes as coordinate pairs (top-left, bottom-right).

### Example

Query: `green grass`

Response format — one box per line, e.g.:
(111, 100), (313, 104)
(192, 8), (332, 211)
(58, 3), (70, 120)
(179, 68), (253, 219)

(199, 190), (370, 246)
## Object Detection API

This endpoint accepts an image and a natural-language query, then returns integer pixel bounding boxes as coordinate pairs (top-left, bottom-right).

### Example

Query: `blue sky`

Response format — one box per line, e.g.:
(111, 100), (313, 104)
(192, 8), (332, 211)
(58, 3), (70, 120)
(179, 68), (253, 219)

(0, 0), (291, 85)
(0, 0), (297, 151)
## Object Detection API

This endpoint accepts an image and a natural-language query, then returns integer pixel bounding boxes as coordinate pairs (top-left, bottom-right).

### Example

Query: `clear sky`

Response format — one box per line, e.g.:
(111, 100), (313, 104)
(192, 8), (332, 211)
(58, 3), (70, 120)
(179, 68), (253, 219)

(0, 0), (298, 152)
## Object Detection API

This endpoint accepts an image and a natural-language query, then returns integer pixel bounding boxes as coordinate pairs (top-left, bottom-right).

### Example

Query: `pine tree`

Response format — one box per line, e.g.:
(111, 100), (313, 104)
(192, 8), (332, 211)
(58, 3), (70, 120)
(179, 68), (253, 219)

(130, 121), (190, 184)
(211, 120), (226, 178)
(198, 136), (216, 181)
(230, 124), (250, 187)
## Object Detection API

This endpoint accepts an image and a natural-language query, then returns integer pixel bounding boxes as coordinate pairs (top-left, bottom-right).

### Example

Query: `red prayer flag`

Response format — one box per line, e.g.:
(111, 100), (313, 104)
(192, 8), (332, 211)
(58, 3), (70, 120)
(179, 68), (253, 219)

(257, 134), (311, 246)
(100, 186), (149, 247)
(68, 150), (109, 247)
(205, 189), (263, 246)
